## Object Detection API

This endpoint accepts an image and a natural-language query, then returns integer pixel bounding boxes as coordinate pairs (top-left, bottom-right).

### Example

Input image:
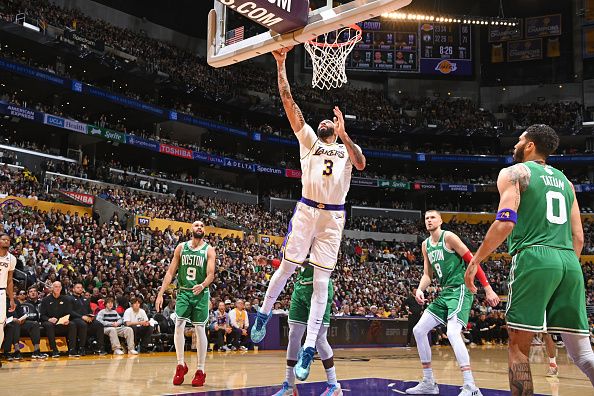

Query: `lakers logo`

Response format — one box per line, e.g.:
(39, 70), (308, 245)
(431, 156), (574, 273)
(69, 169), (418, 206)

(434, 60), (457, 74)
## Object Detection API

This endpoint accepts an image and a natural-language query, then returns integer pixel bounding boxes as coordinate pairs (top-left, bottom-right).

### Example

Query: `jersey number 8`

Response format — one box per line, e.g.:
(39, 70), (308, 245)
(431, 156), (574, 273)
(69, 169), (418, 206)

(433, 263), (443, 278)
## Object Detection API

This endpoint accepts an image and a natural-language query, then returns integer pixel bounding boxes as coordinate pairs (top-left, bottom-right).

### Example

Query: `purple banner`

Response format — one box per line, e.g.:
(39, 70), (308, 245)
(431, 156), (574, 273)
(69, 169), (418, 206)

(216, 0), (308, 34)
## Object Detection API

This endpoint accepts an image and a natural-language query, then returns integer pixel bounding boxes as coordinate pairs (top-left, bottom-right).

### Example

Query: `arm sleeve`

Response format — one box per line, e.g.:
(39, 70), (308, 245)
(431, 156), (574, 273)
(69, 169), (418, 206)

(462, 251), (489, 287)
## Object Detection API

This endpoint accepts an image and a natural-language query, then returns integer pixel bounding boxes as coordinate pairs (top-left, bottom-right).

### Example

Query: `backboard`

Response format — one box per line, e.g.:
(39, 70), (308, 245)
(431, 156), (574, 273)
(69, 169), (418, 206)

(207, 0), (413, 68)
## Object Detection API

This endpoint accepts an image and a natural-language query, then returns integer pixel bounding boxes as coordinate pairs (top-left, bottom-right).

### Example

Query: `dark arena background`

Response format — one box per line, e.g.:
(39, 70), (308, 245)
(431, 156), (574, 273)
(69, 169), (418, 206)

(0, 0), (592, 394)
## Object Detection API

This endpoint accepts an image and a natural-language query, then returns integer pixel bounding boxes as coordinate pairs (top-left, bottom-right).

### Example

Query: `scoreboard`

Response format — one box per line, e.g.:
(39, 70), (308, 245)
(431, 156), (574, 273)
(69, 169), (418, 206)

(304, 20), (473, 76)
(420, 23), (471, 60)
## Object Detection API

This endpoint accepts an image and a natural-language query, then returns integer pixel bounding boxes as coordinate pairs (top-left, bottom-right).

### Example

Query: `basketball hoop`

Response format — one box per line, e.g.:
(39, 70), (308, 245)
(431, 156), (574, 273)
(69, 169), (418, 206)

(304, 24), (362, 90)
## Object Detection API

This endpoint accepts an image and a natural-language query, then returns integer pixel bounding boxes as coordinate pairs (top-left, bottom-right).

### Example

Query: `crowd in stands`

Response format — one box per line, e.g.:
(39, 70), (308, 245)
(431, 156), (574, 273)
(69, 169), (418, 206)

(0, 1), (586, 144)
(0, 161), (592, 358)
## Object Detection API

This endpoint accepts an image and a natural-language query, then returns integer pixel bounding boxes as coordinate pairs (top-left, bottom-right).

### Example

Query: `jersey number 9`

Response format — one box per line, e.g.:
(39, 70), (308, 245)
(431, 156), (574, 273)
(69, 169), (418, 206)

(187, 267), (196, 281)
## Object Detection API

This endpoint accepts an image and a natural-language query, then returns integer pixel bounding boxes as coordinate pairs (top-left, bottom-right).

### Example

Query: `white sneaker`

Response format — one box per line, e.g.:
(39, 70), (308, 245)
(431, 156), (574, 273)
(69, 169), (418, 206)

(239, 346), (248, 351)
(458, 384), (483, 396)
(129, 349), (139, 355)
(406, 378), (439, 394)
(114, 349), (125, 355)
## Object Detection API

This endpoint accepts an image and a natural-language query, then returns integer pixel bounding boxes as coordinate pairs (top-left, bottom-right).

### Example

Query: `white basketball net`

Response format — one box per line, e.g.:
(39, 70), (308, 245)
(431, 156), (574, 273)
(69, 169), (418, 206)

(304, 25), (362, 90)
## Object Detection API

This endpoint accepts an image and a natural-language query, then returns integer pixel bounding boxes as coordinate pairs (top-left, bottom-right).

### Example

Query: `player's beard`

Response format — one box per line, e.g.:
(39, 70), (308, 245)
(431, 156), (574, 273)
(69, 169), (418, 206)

(192, 231), (205, 239)
(513, 143), (526, 162)
(317, 125), (334, 139)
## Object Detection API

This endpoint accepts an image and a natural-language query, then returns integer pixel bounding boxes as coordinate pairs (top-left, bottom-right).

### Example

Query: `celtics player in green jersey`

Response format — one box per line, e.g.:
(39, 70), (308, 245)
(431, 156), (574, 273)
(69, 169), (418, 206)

(271, 261), (341, 396)
(465, 124), (594, 395)
(156, 221), (215, 388)
(406, 210), (500, 396)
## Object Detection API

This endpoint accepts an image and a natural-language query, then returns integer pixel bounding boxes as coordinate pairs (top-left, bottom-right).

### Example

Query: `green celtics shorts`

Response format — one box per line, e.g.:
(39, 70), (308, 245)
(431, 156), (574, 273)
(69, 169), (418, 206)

(175, 289), (210, 326)
(426, 285), (473, 327)
(289, 282), (333, 327)
(506, 246), (589, 335)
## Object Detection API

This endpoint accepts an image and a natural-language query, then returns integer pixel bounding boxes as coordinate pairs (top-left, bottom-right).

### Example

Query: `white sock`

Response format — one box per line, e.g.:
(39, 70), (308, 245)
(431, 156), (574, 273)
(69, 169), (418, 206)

(304, 269), (330, 348)
(286, 365), (296, 386)
(325, 367), (337, 385)
(549, 357), (557, 366)
(423, 367), (434, 380)
(195, 325), (207, 371)
(174, 319), (185, 365)
(260, 260), (297, 314)
(462, 369), (474, 385)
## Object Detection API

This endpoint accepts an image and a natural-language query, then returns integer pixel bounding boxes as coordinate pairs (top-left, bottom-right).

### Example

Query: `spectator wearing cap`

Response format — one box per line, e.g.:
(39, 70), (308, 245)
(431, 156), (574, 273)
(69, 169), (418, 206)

(96, 297), (137, 355)
(123, 297), (153, 353)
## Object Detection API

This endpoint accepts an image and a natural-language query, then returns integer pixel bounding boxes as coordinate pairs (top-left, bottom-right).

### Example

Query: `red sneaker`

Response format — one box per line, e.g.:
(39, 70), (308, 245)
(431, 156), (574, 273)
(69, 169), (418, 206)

(173, 363), (188, 385)
(192, 369), (206, 387)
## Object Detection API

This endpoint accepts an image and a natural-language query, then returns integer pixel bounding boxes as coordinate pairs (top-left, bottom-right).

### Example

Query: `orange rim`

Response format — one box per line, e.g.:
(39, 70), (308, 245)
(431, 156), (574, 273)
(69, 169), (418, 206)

(306, 24), (362, 48)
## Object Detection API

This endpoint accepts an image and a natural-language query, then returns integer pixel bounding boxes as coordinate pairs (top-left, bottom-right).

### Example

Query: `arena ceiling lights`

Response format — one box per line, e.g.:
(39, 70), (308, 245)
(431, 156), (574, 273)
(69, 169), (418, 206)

(380, 12), (520, 26)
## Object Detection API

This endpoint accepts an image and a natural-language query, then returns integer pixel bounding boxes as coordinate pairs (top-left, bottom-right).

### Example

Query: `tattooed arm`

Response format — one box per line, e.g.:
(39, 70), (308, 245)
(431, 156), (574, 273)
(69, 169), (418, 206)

(469, 164), (530, 264)
(272, 47), (305, 134)
(333, 106), (366, 171)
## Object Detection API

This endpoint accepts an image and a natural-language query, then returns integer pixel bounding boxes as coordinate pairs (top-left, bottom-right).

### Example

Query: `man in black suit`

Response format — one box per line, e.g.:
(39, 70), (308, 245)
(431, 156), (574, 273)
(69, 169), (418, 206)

(39, 281), (78, 357)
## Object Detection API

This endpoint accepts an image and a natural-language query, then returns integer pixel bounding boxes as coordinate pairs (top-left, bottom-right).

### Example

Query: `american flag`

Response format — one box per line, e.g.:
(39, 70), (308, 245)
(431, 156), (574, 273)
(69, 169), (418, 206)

(225, 26), (245, 45)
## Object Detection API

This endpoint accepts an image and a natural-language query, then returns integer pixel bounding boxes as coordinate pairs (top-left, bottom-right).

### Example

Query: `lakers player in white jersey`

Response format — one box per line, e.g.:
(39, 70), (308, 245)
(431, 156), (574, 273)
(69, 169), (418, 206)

(0, 234), (17, 368)
(251, 46), (366, 387)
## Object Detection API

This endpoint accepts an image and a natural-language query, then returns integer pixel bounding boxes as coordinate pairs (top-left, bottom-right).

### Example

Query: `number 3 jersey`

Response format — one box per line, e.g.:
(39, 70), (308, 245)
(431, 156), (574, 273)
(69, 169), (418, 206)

(178, 241), (209, 290)
(508, 161), (574, 256)
(296, 123), (356, 205)
(425, 231), (465, 288)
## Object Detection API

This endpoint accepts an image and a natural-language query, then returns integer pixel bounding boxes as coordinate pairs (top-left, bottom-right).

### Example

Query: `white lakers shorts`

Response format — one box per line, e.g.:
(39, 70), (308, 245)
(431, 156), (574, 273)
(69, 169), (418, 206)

(281, 201), (346, 271)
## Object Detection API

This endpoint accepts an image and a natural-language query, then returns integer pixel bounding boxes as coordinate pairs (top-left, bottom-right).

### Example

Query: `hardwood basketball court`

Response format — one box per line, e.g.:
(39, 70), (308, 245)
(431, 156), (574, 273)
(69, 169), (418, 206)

(0, 345), (589, 395)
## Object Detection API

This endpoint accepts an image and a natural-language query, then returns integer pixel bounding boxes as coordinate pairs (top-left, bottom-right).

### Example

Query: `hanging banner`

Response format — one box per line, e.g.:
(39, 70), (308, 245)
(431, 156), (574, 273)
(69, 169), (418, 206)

(507, 38), (543, 62)
(488, 25), (523, 42)
(525, 14), (562, 38)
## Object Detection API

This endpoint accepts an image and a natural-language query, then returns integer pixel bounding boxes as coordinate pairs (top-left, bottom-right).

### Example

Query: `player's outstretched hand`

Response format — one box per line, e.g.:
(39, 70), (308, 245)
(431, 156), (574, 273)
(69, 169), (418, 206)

(333, 106), (346, 141)
(415, 289), (426, 305)
(464, 260), (479, 294)
(272, 46), (294, 63)
(155, 294), (163, 313)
